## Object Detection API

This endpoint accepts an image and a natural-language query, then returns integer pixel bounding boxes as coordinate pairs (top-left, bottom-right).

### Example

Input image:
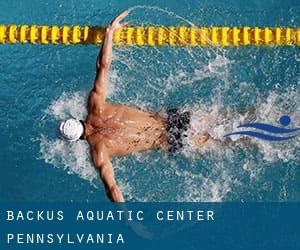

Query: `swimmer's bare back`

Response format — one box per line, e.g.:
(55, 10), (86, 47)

(85, 102), (168, 156)
(81, 11), (168, 202)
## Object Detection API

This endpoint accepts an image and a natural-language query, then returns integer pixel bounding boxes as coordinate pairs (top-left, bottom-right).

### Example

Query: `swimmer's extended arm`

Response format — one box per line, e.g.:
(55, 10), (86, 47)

(92, 143), (125, 202)
(93, 11), (129, 100)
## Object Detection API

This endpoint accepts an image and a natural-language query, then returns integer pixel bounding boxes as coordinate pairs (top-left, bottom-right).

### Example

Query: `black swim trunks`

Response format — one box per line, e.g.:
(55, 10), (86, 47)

(166, 108), (191, 153)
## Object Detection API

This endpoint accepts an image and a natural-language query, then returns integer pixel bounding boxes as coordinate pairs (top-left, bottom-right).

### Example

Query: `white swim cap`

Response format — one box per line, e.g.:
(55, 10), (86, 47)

(58, 118), (84, 142)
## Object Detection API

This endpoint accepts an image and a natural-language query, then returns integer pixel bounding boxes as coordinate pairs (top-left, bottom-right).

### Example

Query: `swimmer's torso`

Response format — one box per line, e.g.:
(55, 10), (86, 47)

(85, 92), (167, 156)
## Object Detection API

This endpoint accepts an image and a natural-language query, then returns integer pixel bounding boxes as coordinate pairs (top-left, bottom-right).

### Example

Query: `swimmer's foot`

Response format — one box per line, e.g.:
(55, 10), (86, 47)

(193, 133), (210, 147)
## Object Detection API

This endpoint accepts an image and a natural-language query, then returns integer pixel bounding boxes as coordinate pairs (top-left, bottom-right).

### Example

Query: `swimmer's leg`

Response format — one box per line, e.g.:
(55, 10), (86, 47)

(189, 107), (259, 148)
(189, 114), (217, 147)
(192, 133), (254, 148)
(192, 132), (211, 147)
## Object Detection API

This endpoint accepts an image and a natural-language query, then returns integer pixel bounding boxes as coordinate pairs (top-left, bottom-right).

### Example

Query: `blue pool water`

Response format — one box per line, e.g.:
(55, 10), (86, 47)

(0, 0), (299, 202)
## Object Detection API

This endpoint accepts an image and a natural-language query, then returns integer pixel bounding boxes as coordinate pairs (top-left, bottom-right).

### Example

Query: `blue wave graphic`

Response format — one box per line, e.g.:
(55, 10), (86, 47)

(224, 116), (299, 141)
(237, 123), (300, 134)
(224, 131), (297, 141)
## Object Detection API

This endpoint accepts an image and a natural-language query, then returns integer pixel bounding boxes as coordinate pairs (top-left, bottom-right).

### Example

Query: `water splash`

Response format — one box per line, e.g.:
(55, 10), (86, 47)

(39, 134), (98, 185)
(37, 6), (300, 202)
(39, 88), (300, 202)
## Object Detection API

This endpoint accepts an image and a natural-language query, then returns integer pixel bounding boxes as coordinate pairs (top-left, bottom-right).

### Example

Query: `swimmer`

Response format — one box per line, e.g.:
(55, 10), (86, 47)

(58, 11), (211, 202)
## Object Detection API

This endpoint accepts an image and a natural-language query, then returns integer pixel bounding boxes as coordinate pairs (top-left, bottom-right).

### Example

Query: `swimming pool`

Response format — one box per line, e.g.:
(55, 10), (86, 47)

(0, 0), (299, 202)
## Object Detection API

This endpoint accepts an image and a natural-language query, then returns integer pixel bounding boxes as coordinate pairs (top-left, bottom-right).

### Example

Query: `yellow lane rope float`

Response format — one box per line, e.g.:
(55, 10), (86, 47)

(0, 25), (299, 46)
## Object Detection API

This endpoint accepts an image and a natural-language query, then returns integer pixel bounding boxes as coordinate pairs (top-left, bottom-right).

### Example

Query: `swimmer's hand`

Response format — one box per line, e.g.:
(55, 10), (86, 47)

(107, 10), (129, 33)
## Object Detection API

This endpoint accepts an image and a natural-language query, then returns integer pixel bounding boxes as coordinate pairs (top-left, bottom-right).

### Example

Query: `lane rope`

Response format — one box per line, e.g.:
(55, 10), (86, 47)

(0, 25), (299, 46)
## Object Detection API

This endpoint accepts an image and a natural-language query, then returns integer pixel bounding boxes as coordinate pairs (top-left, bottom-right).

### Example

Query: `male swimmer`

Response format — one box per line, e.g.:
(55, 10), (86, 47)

(58, 11), (210, 202)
